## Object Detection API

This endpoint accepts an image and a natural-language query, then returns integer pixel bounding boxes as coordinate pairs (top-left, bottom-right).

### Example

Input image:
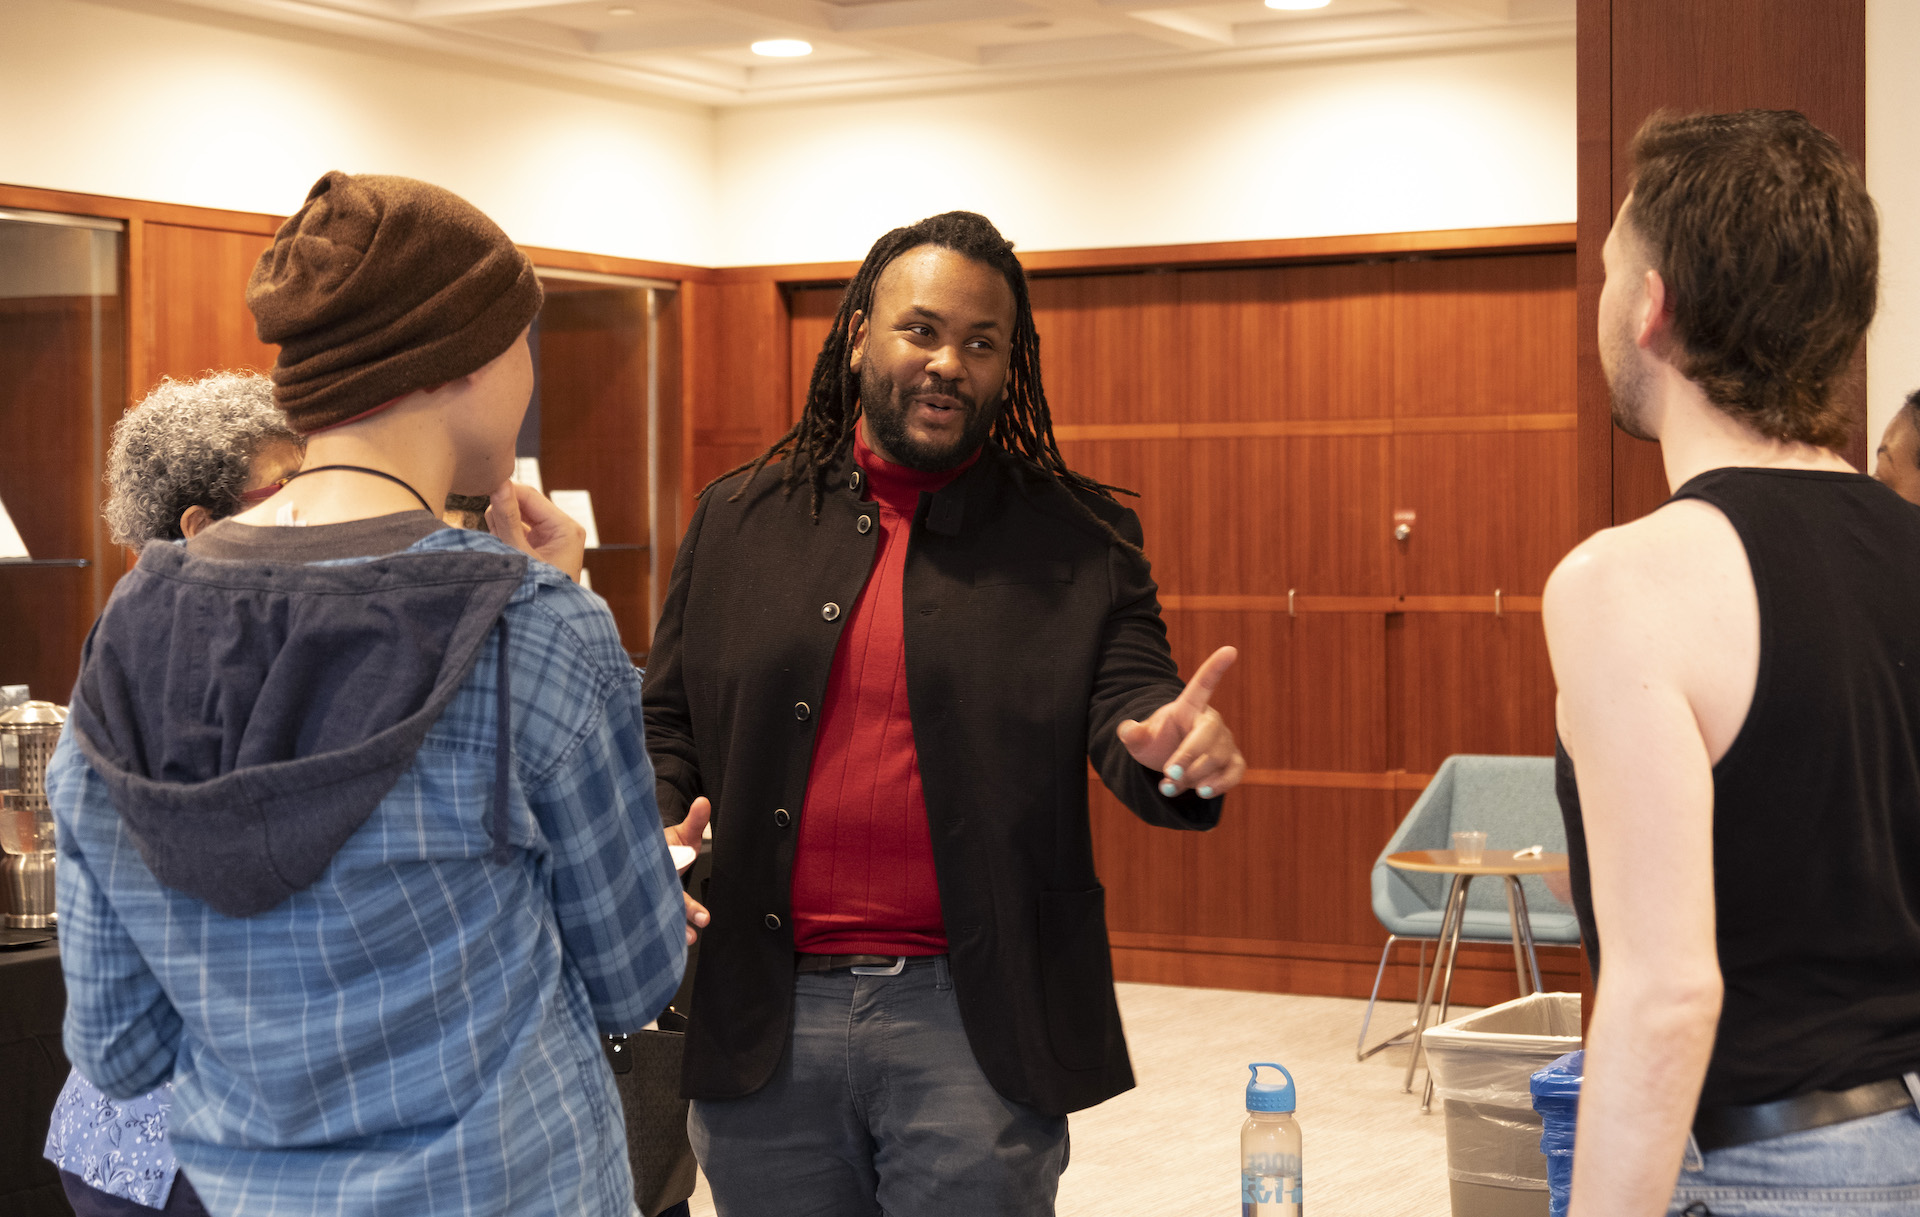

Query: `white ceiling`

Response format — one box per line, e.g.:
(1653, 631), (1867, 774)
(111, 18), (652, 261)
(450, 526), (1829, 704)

(165, 0), (1574, 106)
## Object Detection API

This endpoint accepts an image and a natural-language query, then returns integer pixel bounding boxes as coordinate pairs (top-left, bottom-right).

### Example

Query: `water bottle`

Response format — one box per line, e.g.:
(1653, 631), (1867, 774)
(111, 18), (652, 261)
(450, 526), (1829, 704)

(1241, 1062), (1302, 1216)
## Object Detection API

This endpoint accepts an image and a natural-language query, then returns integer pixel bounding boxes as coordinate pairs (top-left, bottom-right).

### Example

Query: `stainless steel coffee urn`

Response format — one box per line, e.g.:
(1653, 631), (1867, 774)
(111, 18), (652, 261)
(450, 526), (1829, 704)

(0, 701), (66, 929)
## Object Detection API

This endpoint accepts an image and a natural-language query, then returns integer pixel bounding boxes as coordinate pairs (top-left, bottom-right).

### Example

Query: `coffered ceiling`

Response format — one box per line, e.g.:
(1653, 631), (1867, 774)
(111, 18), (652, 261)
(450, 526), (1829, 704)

(161, 0), (1574, 105)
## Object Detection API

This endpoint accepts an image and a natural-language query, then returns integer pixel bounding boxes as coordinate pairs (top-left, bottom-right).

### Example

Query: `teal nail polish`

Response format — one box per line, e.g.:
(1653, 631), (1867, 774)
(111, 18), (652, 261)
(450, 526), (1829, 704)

(1198, 785), (1215, 799)
(1159, 780), (1178, 797)
(1166, 764), (1184, 781)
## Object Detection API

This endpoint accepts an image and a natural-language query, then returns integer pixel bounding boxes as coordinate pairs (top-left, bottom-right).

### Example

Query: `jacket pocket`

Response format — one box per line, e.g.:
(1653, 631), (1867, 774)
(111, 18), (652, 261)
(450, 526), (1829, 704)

(1037, 886), (1116, 1072)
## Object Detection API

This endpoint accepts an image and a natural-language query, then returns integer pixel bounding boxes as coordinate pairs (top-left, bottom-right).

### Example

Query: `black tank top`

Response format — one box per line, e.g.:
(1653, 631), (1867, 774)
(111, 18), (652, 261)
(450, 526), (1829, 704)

(1558, 467), (1920, 1108)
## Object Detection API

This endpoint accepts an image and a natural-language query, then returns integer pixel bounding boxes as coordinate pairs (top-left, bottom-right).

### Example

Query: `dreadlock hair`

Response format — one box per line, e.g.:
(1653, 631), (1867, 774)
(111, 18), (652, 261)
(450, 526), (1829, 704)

(714, 211), (1132, 533)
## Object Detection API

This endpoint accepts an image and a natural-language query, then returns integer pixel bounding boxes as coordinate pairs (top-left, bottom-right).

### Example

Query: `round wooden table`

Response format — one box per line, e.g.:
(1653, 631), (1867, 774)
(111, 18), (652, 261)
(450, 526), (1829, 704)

(1383, 849), (1570, 1105)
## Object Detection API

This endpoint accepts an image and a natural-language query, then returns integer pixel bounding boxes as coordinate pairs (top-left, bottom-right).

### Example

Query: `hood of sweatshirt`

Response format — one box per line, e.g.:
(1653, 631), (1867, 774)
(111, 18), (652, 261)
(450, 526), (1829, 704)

(67, 539), (527, 917)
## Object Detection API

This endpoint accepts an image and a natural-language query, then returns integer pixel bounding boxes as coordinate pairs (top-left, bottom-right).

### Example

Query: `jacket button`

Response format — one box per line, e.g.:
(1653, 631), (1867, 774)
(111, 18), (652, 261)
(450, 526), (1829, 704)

(764, 913), (782, 930)
(857, 515), (873, 534)
(773, 808), (791, 827)
(822, 602), (841, 621)
(850, 469), (863, 491)
(795, 702), (811, 721)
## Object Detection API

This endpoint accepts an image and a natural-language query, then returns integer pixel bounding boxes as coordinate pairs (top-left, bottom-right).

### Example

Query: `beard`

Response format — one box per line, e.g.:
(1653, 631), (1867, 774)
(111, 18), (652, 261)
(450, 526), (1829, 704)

(1601, 315), (1657, 442)
(858, 362), (1001, 471)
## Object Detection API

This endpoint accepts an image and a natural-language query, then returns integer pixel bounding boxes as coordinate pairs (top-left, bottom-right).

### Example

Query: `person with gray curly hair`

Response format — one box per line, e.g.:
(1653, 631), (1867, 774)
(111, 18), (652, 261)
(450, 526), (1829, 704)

(102, 372), (304, 547)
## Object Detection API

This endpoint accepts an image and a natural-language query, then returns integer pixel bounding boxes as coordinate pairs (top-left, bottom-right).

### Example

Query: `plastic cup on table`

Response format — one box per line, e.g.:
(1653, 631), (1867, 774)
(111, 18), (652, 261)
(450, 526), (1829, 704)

(1452, 830), (1487, 865)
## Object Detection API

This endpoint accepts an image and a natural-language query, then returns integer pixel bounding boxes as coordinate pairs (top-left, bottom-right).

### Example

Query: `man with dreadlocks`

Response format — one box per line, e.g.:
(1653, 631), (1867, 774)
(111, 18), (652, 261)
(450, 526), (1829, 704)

(645, 211), (1244, 1215)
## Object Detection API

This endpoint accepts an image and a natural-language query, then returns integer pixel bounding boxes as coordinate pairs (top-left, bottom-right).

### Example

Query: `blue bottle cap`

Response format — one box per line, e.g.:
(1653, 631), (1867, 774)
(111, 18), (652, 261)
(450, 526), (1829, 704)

(1246, 1062), (1296, 1113)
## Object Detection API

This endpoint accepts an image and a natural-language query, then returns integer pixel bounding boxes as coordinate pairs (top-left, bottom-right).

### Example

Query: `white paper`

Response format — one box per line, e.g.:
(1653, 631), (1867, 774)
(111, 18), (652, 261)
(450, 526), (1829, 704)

(514, 457), (543, 494)
(577, 566), (593, 591)
(0, 493), (30, 558)
(549, 489), (600, 549)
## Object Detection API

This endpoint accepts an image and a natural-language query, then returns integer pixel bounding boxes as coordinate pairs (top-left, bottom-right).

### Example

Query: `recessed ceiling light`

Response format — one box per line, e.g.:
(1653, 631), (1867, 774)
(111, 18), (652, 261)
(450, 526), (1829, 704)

(606, 5), (634, 14)
(751, 38), (813, 57)
(1265, 0), (1331, 9)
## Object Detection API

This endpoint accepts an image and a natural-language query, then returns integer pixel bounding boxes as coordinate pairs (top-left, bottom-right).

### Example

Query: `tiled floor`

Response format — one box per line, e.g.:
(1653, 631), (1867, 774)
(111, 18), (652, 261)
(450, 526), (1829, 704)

(687, 983), (1463, 1216)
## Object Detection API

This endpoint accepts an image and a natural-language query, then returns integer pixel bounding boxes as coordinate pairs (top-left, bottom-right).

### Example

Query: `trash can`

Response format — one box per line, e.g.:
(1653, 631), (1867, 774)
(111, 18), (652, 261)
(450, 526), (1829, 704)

(1422, 992), (1582, 1217)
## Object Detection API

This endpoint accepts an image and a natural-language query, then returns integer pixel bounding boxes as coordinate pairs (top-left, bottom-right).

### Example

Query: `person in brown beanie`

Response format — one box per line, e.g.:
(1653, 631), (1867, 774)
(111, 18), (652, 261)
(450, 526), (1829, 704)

(50, 170), (695, 1217)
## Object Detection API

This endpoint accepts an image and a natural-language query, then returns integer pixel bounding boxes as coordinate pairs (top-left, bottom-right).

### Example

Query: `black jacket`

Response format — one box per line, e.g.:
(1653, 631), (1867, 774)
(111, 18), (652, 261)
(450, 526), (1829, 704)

(643, 445), (1220, 1116)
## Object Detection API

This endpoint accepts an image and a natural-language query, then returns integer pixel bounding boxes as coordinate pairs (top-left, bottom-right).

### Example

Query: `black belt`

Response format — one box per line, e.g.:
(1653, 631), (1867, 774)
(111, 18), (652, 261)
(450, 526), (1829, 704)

(1693, 1076), (1916, 1152)
(794, 953), (939, 975)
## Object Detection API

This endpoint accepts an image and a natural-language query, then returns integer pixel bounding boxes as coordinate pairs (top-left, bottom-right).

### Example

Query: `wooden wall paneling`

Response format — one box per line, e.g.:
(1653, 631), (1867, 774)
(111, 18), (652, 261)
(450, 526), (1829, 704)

(1054, 436), (1197, 593)
(1575, 0), (1615, 541)
(141, 224), (277, 389)
(1388, 612), (1558, 774)
(1182, 436), (1393, 598)
(1162, 609), (1388, 775)
(1392, 429), (1577, 597)
(688, 278), (789, 500)
(1578, 1), (1868, 532)
(536, 284), (651, 655)
(787, 285), (844, 423)
(653, 287), (687, 602)
(1027, 272), (1182, 426)
(1393, 254), (1577, 419)
(1177, 262), (1393, 423)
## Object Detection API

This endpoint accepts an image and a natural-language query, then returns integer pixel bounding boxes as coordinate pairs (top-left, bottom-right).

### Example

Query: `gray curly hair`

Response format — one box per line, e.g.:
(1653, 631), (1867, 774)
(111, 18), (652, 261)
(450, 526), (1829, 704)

(103, 372), (302, 546)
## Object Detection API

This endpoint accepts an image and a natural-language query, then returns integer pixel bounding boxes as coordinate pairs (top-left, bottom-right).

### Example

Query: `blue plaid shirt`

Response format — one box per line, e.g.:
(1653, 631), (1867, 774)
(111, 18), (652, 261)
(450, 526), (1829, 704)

(50, 528), (686, 1216)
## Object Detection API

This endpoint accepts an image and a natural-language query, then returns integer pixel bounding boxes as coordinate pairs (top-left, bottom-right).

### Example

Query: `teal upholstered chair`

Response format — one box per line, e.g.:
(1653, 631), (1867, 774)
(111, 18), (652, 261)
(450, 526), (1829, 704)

(1356, 754), (1582, 1060)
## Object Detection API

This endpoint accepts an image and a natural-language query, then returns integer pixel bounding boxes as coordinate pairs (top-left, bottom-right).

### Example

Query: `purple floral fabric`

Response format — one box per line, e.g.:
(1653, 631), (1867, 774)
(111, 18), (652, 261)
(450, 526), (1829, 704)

(43, 1069), (177, 1209)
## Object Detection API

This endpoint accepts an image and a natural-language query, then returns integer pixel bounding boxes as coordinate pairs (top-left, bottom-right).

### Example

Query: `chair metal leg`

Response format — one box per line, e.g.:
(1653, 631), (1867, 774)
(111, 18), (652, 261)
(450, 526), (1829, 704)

(1509, 876), (1544, 993)
(1357, 935), (1430, 1061)
(1503, 877), (1534, 998)
(1404, 873), (1468, 1094)
(1356, 935), (1397, 1060)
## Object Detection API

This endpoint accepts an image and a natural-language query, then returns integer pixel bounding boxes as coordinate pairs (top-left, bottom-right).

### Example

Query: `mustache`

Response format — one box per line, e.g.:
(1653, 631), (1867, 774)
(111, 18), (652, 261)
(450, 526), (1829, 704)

(903, 377), (976, 409)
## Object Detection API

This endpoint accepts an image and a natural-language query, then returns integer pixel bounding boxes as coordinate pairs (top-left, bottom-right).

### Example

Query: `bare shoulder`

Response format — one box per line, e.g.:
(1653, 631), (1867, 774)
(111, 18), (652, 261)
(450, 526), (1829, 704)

(1546, 499), (1746, 632)
(1546, 497), (1757, 758)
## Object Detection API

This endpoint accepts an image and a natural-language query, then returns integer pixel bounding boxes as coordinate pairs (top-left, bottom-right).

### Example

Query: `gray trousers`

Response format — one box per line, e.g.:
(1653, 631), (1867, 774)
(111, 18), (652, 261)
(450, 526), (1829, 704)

(689, 955), (1069, 1217)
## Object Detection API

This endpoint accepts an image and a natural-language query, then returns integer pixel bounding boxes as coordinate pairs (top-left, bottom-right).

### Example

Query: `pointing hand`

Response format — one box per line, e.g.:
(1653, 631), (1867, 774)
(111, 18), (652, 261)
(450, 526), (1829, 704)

(1116, 646), (1246, 800)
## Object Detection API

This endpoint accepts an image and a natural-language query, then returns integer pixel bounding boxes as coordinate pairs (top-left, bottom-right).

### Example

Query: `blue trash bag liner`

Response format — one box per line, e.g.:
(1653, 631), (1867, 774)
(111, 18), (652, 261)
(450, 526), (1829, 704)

(1530, 1050), (1582, 1217)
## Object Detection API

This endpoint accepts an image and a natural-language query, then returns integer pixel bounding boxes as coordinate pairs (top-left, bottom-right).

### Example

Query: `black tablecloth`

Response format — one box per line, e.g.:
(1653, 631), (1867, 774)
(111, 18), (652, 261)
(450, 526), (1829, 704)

(0, 942), (76, 1216)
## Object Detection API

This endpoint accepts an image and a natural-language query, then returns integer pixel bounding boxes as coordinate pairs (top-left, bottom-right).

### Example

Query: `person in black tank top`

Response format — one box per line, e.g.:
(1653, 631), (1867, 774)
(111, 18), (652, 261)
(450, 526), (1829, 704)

(1545, 111), (1920, 1217)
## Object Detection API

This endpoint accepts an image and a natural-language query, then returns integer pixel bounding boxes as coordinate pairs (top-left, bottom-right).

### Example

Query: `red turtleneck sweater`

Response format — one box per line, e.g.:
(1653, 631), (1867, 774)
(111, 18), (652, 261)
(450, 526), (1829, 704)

(789, 433), (978, 956)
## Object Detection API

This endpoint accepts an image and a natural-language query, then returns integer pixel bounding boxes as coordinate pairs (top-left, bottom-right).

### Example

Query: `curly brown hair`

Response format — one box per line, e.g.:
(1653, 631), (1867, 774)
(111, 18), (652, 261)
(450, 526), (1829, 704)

(1624, 109), (1877, 448)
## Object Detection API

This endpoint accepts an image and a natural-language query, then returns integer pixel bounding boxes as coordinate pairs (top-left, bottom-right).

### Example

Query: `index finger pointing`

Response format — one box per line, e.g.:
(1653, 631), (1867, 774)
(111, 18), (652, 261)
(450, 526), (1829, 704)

(1175, 645), (1239, 712)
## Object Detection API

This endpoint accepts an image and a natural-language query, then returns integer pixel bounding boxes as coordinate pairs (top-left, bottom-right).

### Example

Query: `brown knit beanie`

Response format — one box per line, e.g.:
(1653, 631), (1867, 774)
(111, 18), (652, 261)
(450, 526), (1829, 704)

(247, 171), (544, 434)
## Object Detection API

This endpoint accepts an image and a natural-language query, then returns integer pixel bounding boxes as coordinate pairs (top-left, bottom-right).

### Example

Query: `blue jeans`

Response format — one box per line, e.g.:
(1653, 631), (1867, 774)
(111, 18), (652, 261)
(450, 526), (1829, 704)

(1668, 1075), (1920, 1215)
(689, 955), (1069, 1217)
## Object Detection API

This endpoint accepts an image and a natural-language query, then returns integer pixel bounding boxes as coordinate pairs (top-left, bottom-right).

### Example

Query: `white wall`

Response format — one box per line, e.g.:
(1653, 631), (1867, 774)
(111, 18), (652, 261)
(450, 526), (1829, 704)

(712, 41), (1577, 265)
(1, 0), (1577, 267)
(0, 0), (717, 264)
(1867, 0), (1920, 456)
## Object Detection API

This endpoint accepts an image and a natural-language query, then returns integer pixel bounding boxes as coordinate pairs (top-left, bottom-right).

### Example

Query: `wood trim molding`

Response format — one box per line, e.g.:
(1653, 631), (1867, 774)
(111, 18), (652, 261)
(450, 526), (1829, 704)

(714, 223), (1578, 286)
(1161, 594), (1544, 614)
(519, 243), (706, 284)
(6, 186), (1574, 291)
(1055, 413), (1575, 442)
(1016, 223), (1577, 273)
(0, 183), (282, 234)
